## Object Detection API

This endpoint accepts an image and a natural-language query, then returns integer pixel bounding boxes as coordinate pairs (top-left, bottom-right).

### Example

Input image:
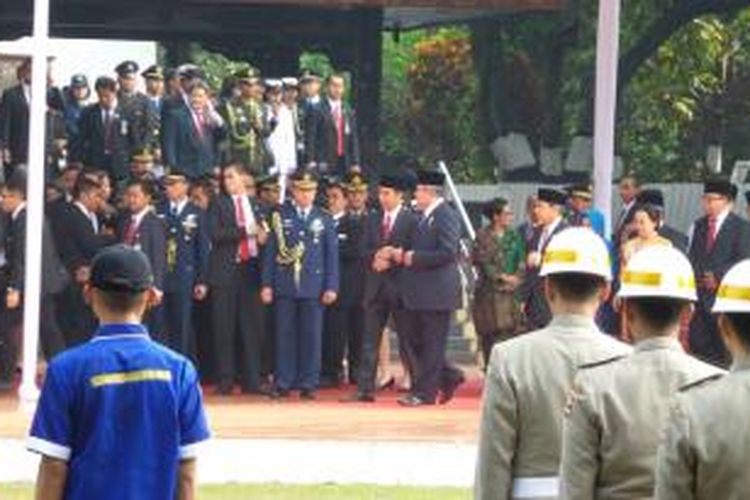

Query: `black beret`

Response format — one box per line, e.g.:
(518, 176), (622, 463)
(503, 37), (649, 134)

(637, 189), (664, 208)
(115, 60), (139, 77)
(90, 245), (154, 293)
(704, 179), (735, 199)
(378, 175), (406, 191)
(415, 170), (445, 187)
(537, 188), (567, 206)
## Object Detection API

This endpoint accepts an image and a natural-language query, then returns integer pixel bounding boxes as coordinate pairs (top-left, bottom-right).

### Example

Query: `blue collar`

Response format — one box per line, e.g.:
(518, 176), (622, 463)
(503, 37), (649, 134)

(93, 323), (149, 339)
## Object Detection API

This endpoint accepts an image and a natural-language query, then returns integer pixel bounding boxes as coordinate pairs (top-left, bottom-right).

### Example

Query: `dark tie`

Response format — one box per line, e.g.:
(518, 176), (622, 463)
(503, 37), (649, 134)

(706, 217), (717, 253)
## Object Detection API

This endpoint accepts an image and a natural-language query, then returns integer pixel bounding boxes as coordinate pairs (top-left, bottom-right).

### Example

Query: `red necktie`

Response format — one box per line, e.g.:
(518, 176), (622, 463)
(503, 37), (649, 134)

(124, 217), (138, 246)
(235, 197), (252, 262)
(334, 105), (344, 157)
(706, 217), (717, 253)
(381, 213), (392, 240)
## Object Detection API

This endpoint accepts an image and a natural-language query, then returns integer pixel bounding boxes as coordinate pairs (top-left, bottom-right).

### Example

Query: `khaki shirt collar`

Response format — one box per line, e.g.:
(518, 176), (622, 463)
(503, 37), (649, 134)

(633, 336), (683, 353)
(548, 314), (598, 332)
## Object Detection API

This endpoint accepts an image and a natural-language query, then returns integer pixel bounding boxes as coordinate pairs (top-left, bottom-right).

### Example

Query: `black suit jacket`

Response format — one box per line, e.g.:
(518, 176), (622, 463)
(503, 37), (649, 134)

(306, 99), (360, 170)
(659, 224), (689, 253)
(206, 194), (262, 288)
(52, 201), (114, 272)
(689, 212), (750, 306)
(362, 207), (417, 305)
(4, 208), (69, 295)
(161, 104), (224, 179)
(400, 202), (462, 311)
(116, 210), (167, 290)
(335, 211), (368, 307)
(0, 85), (29, 166)
(71, 103), (134, 180)
(518, 219), (569, 329)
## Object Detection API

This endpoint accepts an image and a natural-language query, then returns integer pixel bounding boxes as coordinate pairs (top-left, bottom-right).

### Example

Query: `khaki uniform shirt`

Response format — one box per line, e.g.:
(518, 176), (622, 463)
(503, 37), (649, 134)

(560, 336), (724, 500)
(475, 315), (631, 500)
(655, 358), (750, 500)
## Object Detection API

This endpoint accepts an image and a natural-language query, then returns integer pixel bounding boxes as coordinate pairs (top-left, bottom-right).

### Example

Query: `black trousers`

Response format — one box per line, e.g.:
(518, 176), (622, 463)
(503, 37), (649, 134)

(403, 309), (463, 403)
(322, 302), (364, 384)
(59, 283), (97, 347)
(689, 305), (729, 368)
(164, 286), (195, 360)
(193, 296), (215, 381)
(357, 296), (414, 395)
(6, 294), (65, 361)
(212, 270), (265, 391)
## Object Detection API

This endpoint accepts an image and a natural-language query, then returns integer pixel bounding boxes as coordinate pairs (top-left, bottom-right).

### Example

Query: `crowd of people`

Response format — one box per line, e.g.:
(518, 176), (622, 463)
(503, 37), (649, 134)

(0, 57), (469, 405)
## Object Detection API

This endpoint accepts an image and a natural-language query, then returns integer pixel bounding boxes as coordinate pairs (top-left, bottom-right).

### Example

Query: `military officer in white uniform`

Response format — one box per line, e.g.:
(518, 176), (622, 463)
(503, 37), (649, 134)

(655, 259), (750, 500)
(559, 245), (724, 499)
(474, 227), (631, 500)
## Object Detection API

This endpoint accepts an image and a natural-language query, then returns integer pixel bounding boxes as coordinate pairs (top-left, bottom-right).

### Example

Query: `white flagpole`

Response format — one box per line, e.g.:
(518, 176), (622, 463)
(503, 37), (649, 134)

(18, 0), (51, 409)
(592, 0), (621, 236)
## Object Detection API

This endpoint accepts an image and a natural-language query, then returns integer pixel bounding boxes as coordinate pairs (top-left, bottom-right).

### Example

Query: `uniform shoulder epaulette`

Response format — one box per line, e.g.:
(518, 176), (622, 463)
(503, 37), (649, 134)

(678, 373), (723, 392)
(578, 354), (628, 370)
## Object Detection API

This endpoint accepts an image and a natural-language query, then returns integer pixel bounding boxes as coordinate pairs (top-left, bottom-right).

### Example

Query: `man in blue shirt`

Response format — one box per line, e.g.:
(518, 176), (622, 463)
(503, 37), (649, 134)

(28, 244), (210, 500)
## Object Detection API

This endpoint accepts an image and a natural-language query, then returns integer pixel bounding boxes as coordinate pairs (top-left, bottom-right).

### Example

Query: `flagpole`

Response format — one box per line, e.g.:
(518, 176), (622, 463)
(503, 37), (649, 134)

(592, 0), (621, 236)
(18, 0), (51, 409)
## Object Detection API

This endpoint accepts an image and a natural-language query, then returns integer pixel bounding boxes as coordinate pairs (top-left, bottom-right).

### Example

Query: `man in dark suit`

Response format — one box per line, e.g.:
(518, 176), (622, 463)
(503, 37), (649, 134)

(71, 77), (135, 182)
(518, 188), (569, 332)
(261, 170), (339, 400)
(117, 178), (167, 341)
(156, 173), (209, 360)
(53, 176), (115, 345)
(0, 59), (31, 179)
(1, 172), (68, 359)
(162, 80), (224, 180)
(321, 178), (349, 387)
(688, 179), (750, 366)
(342, 174), (417, 402)
(612, 173), (641, 252)
(636, 188), (689, 252)
(207, 164), (266, 395)
(393, 170), (465, 407)
(306, 74), (360, 177)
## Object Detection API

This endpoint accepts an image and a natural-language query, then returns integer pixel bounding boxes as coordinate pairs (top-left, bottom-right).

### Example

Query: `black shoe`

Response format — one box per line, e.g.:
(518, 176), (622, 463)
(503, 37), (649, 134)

(439, 375), (466, 405)
(377, 377), (396, 391)
(241, 386), (268, 396)
(397, 394), (434, 407)
(340, 391), (375, 403)
(268, 388), (290, 400)
(300, 389), (316, 401)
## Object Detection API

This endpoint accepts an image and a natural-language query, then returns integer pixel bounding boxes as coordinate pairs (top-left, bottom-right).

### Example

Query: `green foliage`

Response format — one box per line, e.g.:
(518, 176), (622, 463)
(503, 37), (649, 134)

(299, 52), (335, 79)
(380, 28), (493, 182)
(188, 43), (252, 92)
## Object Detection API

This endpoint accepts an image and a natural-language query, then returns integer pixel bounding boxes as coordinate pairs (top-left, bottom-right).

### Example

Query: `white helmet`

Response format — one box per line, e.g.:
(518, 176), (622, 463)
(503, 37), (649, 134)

(540, 227), (612, 281)
(713, 259), (750, 313)
(617, 245), (696, 301)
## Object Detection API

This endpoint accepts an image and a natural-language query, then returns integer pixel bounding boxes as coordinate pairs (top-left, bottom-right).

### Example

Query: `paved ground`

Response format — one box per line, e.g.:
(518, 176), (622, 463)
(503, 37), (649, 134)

(0, 374), (484, 486)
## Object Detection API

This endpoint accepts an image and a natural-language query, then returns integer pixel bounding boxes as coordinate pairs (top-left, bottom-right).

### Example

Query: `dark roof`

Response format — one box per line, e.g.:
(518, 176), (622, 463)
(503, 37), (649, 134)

(0, 0), (563, 39)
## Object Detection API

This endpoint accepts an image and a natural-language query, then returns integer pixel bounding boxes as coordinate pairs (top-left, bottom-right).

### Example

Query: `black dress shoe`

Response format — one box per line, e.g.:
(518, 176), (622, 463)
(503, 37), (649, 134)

(340, 392), (375, 403)
(397, 395), (434, 407)
(268, 388), (290, 400)
(300, 389), (316, 401)
(377, 377), (396, 391)
(439, 375), (466, 405)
